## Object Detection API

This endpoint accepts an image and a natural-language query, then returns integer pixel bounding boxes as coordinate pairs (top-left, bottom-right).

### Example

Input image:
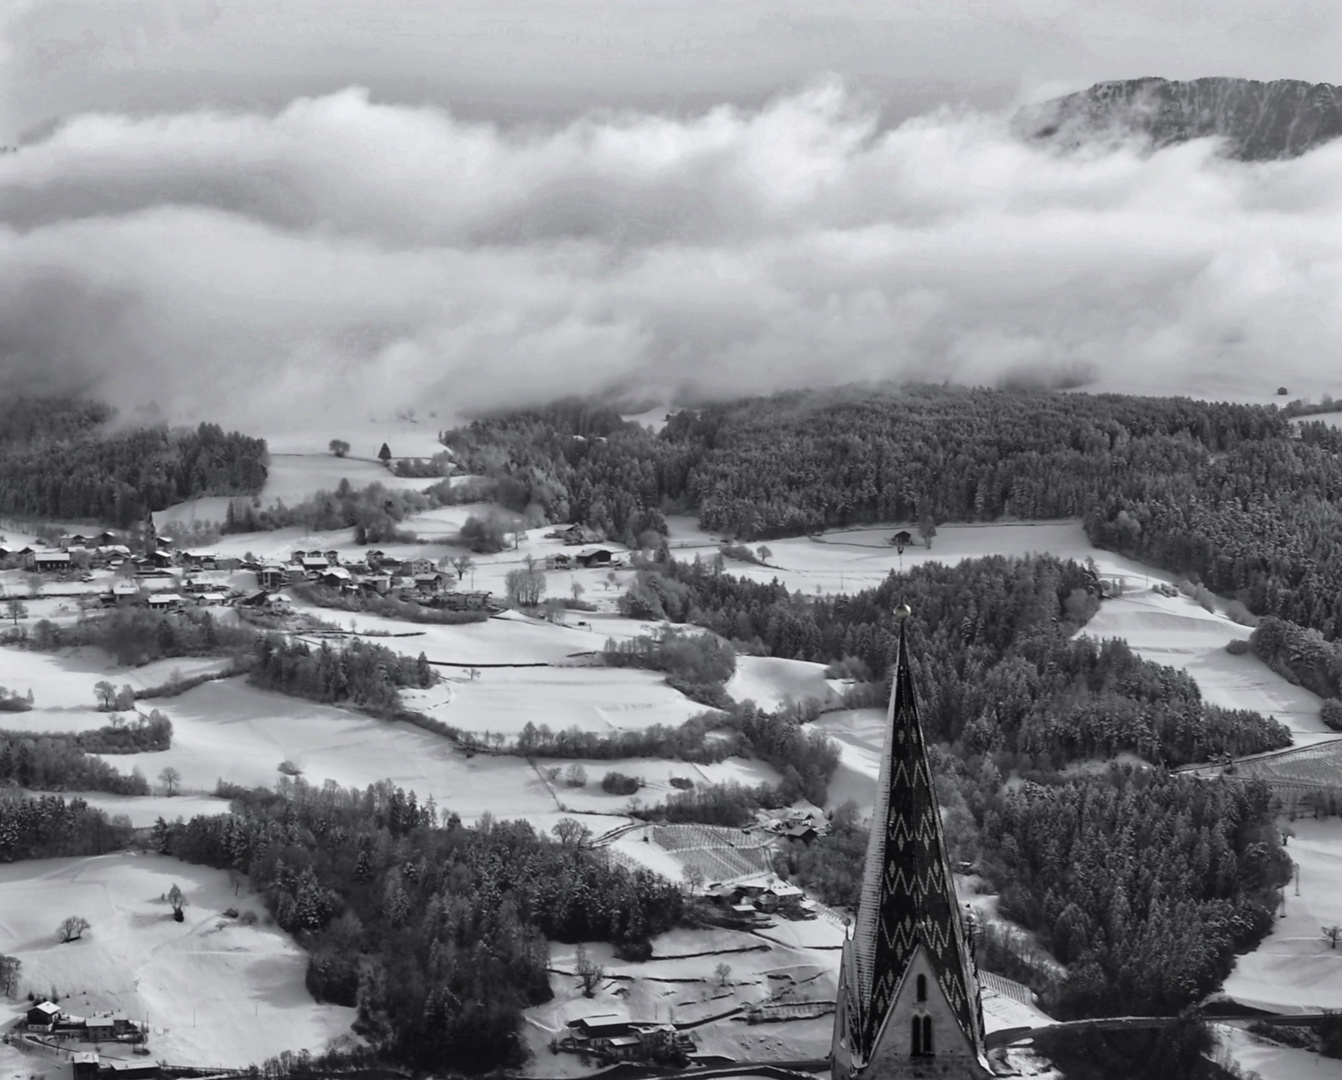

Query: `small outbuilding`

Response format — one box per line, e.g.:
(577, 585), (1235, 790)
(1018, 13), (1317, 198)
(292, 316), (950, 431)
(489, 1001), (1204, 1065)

(575, 548), (615, 568)
(72, 1052), (100, 1080)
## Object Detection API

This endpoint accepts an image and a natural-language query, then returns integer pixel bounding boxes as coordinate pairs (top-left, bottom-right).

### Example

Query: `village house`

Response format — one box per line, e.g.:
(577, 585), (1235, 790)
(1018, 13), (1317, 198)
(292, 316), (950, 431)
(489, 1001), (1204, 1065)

(85, 1016), (116, 1042)
(255, 566), (286, 590)
(563, 1014), (696, 1064)
(356, 573), (393, 595)
(26, 1000), (62, 1031)
(195, 591), (230, 606)
(551, 523), (603, 546)
(146, 593), (184, 612)
(30, 550), (72, 572)
(574, 547), (616, 569)
(402, 556), (435, 577)
(411, 572), (448, 596)
(298, 553), (329, 574)
(545, 553), (573, 570)
(323, 549), (341, 565)
(321, 566), (354, 588)
(441, 590), (494, 611)
(108, 581), (142, 607)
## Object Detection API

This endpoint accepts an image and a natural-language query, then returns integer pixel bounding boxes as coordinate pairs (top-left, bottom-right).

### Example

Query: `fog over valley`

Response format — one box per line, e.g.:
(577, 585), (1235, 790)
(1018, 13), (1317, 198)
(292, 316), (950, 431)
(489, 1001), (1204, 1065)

(0, 80), (1339, 428)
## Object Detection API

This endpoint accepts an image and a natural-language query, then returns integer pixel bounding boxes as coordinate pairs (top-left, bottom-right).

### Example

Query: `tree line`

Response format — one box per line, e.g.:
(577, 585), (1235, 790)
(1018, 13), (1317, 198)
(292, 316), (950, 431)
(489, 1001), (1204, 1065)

(0, 397), (267, 526)
(248, 636), (437, 717)
(445, 387), (1342, 651)
(0, 792), (134, 862)
(628, 554), (1289, 768)
(155, 778), (684, 1072)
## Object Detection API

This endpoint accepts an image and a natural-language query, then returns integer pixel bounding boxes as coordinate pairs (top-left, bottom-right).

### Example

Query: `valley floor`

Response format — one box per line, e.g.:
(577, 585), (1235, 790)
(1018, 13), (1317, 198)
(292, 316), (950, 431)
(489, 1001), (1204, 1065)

(1, 499), (1337, 1076)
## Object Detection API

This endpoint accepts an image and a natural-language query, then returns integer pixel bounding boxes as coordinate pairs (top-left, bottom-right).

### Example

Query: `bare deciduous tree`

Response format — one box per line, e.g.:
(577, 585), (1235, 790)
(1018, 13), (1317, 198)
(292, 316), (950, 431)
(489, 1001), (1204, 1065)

(714, 962), (732, 987)
(1324, 925), (1342, 950)
(159, 766), (181, 796)
(167, 884), (186, 922)
(552, 818), (592, 849)
(57, 916), (90, 943)
(4, 597), (26, 625)
(575, 945), (604, 997)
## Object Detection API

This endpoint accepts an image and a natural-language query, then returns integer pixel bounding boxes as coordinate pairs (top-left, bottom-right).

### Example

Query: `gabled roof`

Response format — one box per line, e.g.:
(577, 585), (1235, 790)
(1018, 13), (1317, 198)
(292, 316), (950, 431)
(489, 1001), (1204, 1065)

(843, 610), (984, 1063)
(32, 1001), (61, 1016)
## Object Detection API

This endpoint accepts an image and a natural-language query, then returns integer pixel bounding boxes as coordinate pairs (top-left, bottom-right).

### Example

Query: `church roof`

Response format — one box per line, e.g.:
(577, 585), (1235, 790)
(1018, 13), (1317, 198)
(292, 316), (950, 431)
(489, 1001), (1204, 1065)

(845, 611), (984, 1061)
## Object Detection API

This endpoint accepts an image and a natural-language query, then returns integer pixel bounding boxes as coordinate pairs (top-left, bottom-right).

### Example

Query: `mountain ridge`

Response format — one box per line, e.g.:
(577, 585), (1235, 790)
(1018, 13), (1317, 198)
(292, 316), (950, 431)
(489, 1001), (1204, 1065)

(1014, 76), (1342, 160)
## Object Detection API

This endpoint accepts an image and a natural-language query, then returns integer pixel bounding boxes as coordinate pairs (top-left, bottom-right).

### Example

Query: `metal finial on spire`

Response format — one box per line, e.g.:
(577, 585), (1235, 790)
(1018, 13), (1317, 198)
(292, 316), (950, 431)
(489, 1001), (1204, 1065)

(894, 603), (912, 621)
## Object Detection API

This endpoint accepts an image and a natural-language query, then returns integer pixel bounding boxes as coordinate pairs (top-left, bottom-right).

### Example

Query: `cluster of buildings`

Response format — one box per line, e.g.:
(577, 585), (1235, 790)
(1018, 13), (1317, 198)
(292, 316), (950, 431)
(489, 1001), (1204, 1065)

(754, 806), (831, 844)
(559, 1013), (697, 1064)
(703, 877), (810, 927)
(543, 547), (619, 571)
(252, 549), (495, 610)
(1, 529), (242, 581)
(22, 1002), (146, 1050)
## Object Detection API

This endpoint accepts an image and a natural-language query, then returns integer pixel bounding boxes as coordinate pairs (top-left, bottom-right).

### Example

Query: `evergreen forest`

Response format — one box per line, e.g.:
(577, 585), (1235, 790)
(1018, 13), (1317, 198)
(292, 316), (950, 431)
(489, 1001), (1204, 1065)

(443, 386), (1342, 645)
(0, 397), (267, 526)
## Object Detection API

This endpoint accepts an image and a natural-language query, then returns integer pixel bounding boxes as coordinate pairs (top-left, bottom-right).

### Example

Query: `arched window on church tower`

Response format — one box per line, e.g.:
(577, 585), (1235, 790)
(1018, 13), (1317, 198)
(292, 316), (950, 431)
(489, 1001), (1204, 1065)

(910, 1017), (921, 1056)
(916, 974), (927, 1002)
(922, 1015), (933, 1055)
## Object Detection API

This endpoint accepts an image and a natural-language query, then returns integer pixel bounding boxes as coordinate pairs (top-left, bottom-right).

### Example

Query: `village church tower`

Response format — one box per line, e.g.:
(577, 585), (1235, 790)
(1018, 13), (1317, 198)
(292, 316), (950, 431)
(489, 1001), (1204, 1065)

(831, 607), (991, 1080)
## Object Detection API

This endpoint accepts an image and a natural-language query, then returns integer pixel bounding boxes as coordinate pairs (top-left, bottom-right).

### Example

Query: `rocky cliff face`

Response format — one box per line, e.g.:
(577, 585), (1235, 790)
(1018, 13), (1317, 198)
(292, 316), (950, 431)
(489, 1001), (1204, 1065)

(1014, 77), (1342, 160)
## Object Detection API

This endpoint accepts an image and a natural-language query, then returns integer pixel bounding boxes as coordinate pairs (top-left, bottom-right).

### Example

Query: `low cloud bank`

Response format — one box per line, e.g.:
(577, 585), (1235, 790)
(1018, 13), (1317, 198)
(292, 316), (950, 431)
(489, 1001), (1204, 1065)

(0, 80), (1339, 427)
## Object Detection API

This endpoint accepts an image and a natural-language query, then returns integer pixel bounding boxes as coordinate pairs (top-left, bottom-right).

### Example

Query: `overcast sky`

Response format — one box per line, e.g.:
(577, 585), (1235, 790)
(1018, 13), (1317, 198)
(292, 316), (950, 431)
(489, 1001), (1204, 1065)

(0, 1), (1340, 426)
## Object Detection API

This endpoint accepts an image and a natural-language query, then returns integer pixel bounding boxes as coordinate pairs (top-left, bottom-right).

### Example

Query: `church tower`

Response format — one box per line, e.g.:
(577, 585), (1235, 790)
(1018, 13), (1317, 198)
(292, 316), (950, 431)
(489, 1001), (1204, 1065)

(831, 606), (991, 1080)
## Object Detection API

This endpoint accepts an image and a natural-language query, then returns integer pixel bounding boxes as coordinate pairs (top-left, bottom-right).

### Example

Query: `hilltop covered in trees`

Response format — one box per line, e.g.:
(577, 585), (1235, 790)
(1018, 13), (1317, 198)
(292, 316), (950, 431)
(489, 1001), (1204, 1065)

(0, 397), (267, 526)
(158, 779), (683, 1072)
(646, 552), (1291, 1019)
(444, 387), (1342, 645)
(630, 554), (1289, 768)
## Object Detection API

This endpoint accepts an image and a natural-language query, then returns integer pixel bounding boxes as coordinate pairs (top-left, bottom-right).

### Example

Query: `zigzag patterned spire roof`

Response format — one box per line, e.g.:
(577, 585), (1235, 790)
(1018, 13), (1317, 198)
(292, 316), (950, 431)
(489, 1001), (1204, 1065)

(846, 607), (985, 1060)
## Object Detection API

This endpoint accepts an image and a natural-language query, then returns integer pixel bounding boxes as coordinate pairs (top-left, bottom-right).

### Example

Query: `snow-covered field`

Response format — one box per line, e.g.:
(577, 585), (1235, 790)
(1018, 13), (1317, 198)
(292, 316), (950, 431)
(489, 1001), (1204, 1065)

(1214, 1024), (1342, 1080)
(6, 489), (1340, 1074)
(726, 657), (843, 713)
(0, 649), (233, 732)
(407, 665), (708, 737)
(1221, 819), (1342, 1012)
(88, 676), (562, 820)
(1083, 590), (1331, 740)
(0, 853), (355, 1068)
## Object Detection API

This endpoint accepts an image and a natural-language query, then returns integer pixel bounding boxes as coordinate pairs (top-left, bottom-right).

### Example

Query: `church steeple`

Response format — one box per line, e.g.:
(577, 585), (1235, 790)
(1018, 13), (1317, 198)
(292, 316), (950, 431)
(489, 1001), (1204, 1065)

(831, 606), (989, 1079)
